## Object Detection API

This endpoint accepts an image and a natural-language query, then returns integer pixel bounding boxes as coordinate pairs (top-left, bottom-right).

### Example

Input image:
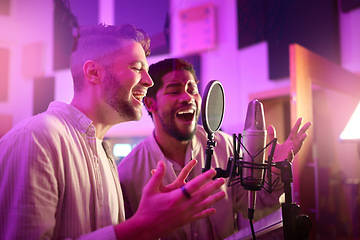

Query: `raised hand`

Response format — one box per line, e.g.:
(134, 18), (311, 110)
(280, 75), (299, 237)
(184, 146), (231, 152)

(151, 159), (198, 193)
(268, 117), (312, 163)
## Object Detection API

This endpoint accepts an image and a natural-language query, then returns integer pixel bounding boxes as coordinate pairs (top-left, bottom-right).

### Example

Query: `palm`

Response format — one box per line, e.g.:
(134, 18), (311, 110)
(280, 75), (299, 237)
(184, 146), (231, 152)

(268, 118), (312, 163)
(154, 159), (197, 192)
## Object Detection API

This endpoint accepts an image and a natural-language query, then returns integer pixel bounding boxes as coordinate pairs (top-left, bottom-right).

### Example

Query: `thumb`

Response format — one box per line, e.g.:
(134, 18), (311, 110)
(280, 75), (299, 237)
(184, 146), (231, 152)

(143, 161), (166, 194)
(267, 125), (276, 141)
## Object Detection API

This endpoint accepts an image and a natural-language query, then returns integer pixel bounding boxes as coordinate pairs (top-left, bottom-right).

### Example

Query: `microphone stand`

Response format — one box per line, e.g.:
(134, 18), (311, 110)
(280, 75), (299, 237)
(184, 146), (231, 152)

(221, 133), (312, 240)
(202, 132), (216, 173)
(275, 160), (312, 240)
(202, 132), (233, 178)
(203, 132), (312, 239)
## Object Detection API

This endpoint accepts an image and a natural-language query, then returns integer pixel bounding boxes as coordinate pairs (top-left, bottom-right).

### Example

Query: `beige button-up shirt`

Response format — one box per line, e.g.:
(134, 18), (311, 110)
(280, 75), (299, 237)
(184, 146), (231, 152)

(0, 101), (124, 240)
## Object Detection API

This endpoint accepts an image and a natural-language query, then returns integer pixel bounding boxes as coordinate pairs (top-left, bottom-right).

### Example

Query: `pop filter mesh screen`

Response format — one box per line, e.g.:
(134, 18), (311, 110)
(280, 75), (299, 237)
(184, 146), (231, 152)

(206, 83), (224, 132)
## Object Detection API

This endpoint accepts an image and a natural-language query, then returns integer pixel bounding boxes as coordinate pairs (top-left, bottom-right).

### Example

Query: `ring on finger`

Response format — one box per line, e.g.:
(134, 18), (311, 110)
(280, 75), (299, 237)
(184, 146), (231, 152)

(181, 185), (191, 199)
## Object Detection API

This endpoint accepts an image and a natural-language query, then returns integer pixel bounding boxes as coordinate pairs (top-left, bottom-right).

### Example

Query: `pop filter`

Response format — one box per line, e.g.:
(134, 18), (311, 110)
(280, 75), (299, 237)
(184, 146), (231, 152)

(201, 80), (225, 136)
(201, 80), (226, 174)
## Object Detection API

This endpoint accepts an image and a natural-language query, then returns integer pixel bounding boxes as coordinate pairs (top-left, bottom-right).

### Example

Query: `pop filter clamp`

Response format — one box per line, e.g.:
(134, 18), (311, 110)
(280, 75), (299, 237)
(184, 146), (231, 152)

(200, 80), (311, 240)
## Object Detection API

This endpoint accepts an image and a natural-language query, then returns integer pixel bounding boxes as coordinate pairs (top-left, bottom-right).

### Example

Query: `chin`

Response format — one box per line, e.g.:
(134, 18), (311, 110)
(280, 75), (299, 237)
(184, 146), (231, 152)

(119, 109), (142, 122)
(182, 125), (197, 138)
(131, 111), (142, 121)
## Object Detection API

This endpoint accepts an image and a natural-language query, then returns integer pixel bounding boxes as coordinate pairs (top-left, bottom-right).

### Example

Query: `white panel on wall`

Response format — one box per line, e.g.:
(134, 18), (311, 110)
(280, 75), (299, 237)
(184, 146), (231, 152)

(177, 3), (217, 55)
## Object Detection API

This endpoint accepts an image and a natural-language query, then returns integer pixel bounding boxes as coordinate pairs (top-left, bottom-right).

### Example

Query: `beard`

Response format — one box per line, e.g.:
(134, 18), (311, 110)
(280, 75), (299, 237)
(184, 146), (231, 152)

(102, 70), (141, 121)
(158, 107), (199, 142)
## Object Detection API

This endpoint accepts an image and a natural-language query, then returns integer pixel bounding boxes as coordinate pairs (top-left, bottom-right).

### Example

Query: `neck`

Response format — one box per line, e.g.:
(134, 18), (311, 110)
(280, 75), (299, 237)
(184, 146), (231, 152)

(154, 130), (190, 168)
(70, 95), (115, 139)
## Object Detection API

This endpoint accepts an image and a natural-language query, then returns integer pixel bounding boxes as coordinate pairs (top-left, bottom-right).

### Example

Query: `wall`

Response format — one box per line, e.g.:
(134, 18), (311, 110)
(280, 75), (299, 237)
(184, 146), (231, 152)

(0, 0), (53, 134)
(1, 0), (360, 136)
(1, 0), (360, 174)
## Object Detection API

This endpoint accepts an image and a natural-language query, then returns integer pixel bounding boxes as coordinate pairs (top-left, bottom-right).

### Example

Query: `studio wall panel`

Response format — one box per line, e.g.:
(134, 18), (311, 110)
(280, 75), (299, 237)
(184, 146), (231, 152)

(0, 0), (10, 15)
(237, 0), (340, 80)
(0, 114), (12, 138)
(0, 47), (10, 102)
(53, 0), (98, 70)
(33, 77), (54, 115)
(115, 0), (169, 55)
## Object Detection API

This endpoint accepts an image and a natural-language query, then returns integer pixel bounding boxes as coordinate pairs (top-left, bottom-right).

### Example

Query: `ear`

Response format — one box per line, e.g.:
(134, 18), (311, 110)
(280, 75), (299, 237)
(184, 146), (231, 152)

(83, 60), (101, 84)
(144, 96), (156, 112)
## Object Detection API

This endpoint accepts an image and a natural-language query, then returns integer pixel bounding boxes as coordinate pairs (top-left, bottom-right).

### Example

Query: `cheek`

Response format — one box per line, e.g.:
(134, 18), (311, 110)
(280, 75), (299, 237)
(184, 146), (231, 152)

(158, 100), (175, 116)
(196, 96), (202, 107)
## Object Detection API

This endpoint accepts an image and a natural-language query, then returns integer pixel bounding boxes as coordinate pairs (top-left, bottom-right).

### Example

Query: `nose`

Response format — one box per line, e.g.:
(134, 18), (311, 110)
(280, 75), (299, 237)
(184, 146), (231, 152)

(141, 72), (154, 88)
(179, 91), (195, 104)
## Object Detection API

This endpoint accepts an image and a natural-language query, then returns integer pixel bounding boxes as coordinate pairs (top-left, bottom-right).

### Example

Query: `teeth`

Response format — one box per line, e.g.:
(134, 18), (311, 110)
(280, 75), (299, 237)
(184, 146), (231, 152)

(133, 91), (146, 101)
(178, 109), (195, 114)
(135, 96), (143, 101)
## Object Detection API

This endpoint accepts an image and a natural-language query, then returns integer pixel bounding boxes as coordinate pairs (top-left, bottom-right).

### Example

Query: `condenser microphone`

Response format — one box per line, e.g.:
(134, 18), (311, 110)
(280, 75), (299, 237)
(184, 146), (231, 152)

(241, 99), (267, 220)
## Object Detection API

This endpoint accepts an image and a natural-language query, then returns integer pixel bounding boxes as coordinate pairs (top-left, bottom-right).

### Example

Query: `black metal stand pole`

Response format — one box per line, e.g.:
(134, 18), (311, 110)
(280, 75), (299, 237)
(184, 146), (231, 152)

(276, 160), (312, 240)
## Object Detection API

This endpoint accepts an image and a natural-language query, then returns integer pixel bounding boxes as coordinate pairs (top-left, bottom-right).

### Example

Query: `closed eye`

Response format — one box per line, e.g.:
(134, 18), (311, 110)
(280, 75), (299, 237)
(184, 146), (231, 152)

(132, 67), (141, 73)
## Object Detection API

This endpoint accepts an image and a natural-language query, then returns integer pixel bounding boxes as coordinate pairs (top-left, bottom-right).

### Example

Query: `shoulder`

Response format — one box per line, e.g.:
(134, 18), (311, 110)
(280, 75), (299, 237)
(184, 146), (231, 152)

(2, 111), (63, 143)
(0, 112), (66, 171)
(196, 125), (233, 144)
(117, 136), (156, 173)
(215, 129), (233, 143)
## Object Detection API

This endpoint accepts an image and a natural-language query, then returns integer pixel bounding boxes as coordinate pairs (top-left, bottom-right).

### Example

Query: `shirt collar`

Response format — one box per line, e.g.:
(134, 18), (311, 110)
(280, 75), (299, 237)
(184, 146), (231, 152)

(47, 101), (95, 136)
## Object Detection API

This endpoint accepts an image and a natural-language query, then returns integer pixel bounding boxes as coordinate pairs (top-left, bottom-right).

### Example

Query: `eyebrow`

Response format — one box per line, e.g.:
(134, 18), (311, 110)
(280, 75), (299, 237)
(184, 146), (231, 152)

(164, 82), (182, 88)
(164, 80), (198, 89)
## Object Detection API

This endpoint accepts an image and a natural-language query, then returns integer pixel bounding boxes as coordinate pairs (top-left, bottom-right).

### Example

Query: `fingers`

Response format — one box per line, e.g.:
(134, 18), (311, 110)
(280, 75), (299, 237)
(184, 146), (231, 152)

(184, 179), (226, 220)
(180, 175), (225, 204)
(288, 118), (312, 144)
(192, 190), (227, 219)
(191, 179), (226, 203)
(291, 118), (312, 136)
(292, 119), (311, 145)
(289, 118), (303, 139)
(267, 125), (276, 141)
(144, 161), (166, 194)
(160, 159), (198, 193)
(298, 121), (312, 136)
(177, 159), (197, 183)
(287, 149), (295, 162)
(193, 208), (217, 220)
(182, 169), (217, 195)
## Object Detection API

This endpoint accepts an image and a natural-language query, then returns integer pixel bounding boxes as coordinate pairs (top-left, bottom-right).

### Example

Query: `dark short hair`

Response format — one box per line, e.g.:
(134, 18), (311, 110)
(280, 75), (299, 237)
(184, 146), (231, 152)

(147, 58), (197, 99)
(70, 24), (150, 92)
(146, 58), (198, 117)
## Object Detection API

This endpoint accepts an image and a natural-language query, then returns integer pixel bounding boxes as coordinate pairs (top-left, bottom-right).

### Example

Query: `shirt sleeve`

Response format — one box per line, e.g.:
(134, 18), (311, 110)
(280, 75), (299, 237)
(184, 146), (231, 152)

(0, 126), (60, 239)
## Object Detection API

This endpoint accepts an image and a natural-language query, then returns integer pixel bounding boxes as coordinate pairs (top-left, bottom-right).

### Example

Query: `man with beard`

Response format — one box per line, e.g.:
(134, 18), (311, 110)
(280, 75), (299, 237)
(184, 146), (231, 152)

(117, 58), (312, 240)
(0, 25), (226, 240)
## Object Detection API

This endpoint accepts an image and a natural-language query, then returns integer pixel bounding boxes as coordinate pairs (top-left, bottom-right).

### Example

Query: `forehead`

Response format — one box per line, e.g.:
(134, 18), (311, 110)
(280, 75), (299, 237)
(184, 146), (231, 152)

(113, 40), (148, 69)
(161, 69), (196, 85)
